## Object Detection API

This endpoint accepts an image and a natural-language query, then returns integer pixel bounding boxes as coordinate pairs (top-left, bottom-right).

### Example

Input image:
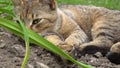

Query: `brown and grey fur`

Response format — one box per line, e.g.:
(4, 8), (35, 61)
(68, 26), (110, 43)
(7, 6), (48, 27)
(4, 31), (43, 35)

(12, 0), (120, 64)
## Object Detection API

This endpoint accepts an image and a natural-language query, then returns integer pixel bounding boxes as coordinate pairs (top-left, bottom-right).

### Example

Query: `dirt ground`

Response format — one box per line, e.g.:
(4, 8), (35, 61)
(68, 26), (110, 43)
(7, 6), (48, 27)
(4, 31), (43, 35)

(0, 28), (120, 68)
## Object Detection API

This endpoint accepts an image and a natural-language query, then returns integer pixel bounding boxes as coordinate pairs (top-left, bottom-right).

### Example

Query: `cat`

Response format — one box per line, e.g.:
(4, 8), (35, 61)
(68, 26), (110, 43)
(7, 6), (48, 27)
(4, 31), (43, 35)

(12, 0), (89, 53)
(12, 0), (120, 64)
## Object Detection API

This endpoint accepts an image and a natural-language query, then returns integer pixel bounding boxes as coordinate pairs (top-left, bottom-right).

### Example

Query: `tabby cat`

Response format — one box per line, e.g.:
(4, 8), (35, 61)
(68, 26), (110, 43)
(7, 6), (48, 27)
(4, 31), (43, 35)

(12, 0), (120, 64)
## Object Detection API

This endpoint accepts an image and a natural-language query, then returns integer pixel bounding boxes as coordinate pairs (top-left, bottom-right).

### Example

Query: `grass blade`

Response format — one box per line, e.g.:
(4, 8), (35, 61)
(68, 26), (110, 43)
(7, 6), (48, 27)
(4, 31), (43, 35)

(0, 2), (12, 5)
(0, 18), (94, 68)
(0, 8), (15, 16)
(16, 17), (30, 68)
(0, 1), (30, 67)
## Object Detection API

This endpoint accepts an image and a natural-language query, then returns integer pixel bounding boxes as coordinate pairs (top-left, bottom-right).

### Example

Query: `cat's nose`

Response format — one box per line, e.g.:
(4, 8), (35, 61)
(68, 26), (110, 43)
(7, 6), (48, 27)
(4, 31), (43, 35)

(26, 23), (32, 29)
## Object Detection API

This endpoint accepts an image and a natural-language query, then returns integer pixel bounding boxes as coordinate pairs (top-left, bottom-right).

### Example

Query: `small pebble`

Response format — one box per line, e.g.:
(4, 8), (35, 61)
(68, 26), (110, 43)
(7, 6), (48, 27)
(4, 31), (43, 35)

(27, 64), (34, 68)
(0, 43), (6, 49)
(93, 52), (103, 58)
(36, 62), (49, 68)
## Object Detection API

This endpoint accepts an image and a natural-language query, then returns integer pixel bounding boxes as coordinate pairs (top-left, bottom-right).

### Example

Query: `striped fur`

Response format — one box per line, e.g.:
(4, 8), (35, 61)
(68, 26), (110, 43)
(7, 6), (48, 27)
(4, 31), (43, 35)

(12, 0), (120, 64)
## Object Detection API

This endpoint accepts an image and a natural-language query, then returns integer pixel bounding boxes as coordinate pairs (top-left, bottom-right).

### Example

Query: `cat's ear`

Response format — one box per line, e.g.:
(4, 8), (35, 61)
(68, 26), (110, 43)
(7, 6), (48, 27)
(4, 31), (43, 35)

(12, 0), (26, 10)
(49, 0), (57, 10)
(19, 0), (26, 8)
(12, 0), (25, 6)
(12, 0), (20, 6)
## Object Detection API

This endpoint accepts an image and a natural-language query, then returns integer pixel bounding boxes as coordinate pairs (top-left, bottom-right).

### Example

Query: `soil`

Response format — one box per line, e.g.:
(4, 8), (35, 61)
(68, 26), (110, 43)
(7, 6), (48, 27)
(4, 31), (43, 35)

(0, 28), (120, 68)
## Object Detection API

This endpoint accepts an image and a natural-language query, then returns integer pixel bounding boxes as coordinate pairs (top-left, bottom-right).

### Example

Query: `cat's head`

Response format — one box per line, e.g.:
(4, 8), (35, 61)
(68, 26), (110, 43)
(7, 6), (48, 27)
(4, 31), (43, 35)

(12, 0), (58, 34)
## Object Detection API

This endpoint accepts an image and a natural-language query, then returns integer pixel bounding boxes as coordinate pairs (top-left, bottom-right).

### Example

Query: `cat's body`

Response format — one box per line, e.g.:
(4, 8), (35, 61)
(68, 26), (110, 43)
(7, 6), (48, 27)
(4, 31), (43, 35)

(12, 0), (120, 64)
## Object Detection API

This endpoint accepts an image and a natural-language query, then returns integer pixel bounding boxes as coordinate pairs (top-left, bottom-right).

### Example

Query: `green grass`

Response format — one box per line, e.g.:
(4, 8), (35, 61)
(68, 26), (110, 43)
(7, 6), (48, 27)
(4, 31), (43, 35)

(57, 0), (120, 10)
(1, 0), (120, 10)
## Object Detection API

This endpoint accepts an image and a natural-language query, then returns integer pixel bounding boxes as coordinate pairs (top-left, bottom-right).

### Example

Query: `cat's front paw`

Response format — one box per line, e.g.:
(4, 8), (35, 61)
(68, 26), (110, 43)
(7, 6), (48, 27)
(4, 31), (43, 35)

(106, 42), (120, 64)
(44, 34), (64, 45)
(58, 44), (73, 52)
(106, 52), (120, 64)
(58, 44), (77, 57)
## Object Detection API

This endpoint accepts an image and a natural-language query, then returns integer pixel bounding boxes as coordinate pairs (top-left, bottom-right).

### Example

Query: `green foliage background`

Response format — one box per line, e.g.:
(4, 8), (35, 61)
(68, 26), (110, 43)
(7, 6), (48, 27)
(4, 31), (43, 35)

(57, 0), (120, 10)
(1, 0), (120, 10)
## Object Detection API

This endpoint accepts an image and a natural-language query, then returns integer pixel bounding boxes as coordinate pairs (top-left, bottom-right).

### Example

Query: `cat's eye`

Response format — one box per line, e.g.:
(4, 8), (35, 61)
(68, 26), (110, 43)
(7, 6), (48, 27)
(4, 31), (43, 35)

(32, 19), (42, 24)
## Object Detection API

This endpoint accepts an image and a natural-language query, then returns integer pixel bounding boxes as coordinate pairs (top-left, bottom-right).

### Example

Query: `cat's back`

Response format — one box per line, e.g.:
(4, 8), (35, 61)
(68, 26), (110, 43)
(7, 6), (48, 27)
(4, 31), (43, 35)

(58, 4), (120, 18)
(58, 5), (120, 41)
(58, 5), (110, 37)
(58, 4), (109, 15)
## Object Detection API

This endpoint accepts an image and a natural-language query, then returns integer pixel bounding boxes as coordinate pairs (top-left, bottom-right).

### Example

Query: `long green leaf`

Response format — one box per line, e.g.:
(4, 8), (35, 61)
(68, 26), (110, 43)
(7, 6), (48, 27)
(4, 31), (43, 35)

(0, 18), (94, 68)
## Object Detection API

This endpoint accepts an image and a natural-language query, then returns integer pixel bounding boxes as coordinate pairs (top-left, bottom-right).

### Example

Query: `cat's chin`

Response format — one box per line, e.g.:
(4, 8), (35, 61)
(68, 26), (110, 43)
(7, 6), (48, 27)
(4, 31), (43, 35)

(106, 52), (120, 64)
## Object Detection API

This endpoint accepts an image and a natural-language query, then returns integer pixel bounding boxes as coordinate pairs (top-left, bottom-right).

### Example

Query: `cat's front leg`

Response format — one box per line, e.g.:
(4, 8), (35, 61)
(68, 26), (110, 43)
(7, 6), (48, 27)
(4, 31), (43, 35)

(43, 33), (64, 46)
(63, 30), (89, 52)
(79, 20), (114, 55)
(43, 33), (75, 56)
(44, 33), (75, 52)
(79, 36), (113, 55)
